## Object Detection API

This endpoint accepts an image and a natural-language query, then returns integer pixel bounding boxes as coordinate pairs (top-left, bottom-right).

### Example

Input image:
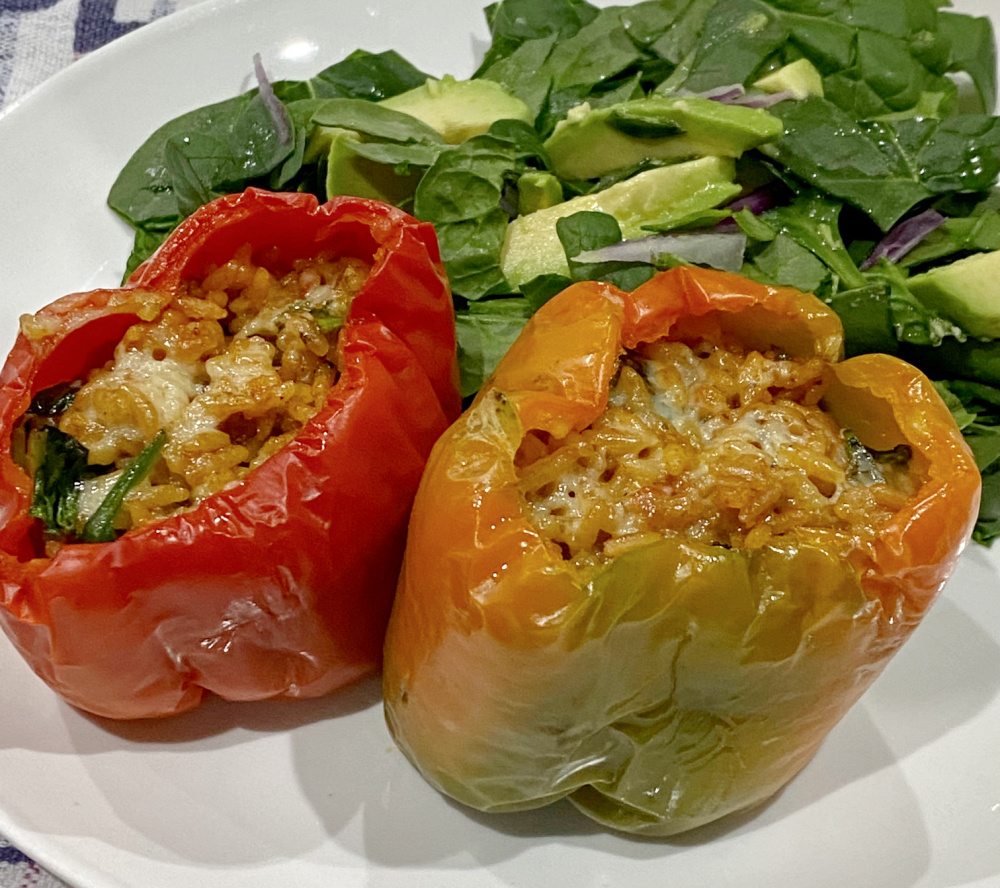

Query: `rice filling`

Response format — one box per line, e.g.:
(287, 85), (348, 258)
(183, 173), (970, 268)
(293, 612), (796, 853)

(515, 336), (917, 571)
(16, 244), (370, 546)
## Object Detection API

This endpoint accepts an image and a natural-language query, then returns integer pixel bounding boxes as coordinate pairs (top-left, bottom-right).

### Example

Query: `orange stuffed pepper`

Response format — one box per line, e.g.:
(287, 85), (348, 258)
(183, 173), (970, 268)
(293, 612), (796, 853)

(383, 265), (980, 836)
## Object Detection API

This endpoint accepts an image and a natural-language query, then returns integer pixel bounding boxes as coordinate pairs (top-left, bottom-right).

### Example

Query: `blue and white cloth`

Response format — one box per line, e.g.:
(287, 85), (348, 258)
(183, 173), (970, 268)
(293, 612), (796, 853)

(1, 0), (204, 110)
(1, 10), (209, 888)
(0, 842), (64, 888)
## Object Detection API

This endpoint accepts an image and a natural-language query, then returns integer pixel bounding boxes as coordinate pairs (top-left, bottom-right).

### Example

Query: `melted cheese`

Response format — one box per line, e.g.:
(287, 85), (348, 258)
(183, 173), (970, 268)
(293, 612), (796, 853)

(517, 339), (913, 569)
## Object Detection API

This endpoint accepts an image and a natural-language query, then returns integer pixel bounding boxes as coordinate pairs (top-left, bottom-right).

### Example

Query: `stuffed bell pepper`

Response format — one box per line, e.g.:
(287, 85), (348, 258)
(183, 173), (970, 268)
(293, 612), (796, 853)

(382, 266), (981, 836)
(0, 188), (460, 719)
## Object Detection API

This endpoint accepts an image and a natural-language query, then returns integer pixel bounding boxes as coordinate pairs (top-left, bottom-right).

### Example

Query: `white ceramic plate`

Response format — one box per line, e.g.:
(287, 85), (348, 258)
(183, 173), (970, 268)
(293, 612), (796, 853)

(1, 2), (998, 887)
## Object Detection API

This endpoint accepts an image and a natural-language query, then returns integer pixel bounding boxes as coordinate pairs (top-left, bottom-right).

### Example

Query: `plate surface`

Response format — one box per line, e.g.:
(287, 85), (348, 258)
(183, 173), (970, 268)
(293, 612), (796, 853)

(0, 2), (998, 887)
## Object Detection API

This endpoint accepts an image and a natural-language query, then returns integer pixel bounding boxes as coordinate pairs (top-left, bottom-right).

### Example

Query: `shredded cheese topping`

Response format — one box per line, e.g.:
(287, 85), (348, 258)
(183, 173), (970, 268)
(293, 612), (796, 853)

(21, 244), (370, 539)
(515, 338), (916, 570)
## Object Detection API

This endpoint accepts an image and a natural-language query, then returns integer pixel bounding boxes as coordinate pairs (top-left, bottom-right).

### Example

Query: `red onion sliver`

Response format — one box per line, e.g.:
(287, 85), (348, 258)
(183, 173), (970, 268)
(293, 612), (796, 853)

(726, 89), (794, 108)
(860, 208), (947, 270)
(253, 52), (293, 146)
(697, 84), (747, 102)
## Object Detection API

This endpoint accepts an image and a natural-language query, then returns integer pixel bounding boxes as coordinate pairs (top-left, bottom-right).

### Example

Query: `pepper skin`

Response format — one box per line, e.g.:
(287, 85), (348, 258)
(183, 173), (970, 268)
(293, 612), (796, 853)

(382, 266), (981, 836)
(0, 189), (460, 719)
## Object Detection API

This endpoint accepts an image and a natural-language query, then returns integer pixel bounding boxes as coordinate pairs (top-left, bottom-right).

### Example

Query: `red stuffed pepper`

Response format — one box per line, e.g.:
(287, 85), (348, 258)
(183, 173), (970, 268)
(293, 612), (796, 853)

(383, 267), (981, 836)
(0, 188), (460, 719)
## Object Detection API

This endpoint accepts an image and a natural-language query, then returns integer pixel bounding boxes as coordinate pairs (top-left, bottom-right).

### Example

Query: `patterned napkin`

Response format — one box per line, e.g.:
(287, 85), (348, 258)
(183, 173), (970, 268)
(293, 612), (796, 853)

(1, 0), (206, 110)
(0, 1), (206, 883)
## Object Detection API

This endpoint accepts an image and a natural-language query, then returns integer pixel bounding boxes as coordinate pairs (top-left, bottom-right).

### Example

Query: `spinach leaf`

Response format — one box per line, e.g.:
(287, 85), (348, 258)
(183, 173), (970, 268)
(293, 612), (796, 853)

(27, 427), (91, 535)
(489, 118), (552, 165)
(756, 189), (865, 289)
(333, 139), (441, 170)
(625, 0), (715, 70)
(270, 98), (330, 190)
(414, 125), (545, 299)
(414, 136), (521, 224)
(744, 232), (829, 293)
(108, 50), (429, 233)
(311, 98), (445, 146)
(309, 49), (430, 100)
(547, 7), (650, 91)
(934, 379), (1000, 545)
(939, 11), (998, 114)
(161, 133), (231, 217)
(886, 114), (1000, 195)
(109, 92), (261, 229)
(860, 262), (965, 348)
(648, 207), (733, 232)
(476, 36), (559, 125)
(672, 0), (786, 94)
(455, 297), (534, 396)
(901, 211), (1000, 269)
(826, 274), (962, 360)
(668, 0), (978, 121)
(123, 226), (173, 280)
(114, 87), (302, 270)
(434, 210), (512, 301)
(822, 29), (953, 120)
(556, 210), (622, 261)
(765, 97), (1000, 231)
(480, 1), (682, 135)
(110, 88), (304, 276)
(520, 274), (575, 311)
(901, 338), (1000, 388)
(976, 468), (1000, 545)
(81, 430), (167, 544)
(825, 284), (902, 357)
(556, 211), (657, 290)
(476, 0), (600, 76)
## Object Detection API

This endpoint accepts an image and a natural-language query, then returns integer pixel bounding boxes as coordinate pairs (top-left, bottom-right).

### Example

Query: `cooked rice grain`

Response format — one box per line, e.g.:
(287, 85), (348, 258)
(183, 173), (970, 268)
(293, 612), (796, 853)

(51, 246), (370, 531)
(516, 338), (918, 570)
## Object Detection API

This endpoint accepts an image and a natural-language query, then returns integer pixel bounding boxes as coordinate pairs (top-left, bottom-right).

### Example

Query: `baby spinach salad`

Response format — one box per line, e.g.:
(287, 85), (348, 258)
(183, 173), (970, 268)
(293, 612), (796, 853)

(108, 0), (1000, 544)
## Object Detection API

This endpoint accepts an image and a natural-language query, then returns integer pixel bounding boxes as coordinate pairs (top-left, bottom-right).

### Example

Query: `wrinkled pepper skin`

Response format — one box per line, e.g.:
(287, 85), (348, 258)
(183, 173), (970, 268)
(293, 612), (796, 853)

(382, 267), (981, 836)
(0, 188), (460, 719)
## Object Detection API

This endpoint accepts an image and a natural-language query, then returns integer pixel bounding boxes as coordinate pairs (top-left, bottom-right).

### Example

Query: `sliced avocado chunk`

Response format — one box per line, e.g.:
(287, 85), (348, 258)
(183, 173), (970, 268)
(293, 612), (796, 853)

(501, 156), (740, 288)
(517, 171), (564, 215)
(303, 124), (343, 165)
(908, 249), (1000, 338)
(543, 96), (783, 180)
(379, 75), (533, 145)
(753, 59), (824, 100)
(318, 126), (422, 204)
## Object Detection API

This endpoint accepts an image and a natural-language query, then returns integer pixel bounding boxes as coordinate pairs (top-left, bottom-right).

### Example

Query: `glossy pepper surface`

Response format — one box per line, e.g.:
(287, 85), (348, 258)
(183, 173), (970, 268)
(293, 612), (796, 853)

(382, 266), (981, 836)
(0, 188), (460, 719)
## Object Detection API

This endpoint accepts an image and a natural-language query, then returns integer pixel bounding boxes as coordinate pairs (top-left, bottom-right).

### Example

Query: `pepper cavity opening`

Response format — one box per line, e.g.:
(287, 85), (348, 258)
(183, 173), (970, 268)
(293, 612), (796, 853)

(514, 335), (920, 571)
(15, 244), (370, 550)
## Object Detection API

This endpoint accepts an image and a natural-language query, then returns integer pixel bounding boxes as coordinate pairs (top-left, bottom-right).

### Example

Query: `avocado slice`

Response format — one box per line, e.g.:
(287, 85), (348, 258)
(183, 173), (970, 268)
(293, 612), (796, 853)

(500, 156), (741, 289)
(908, 249), (1000, 338)
(753, 59), (825, 100)
(517, 171), (564, 215)
(310, 126), (423, 204)
(543, 96), (784, 181)
(379, 75), (533, 145)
